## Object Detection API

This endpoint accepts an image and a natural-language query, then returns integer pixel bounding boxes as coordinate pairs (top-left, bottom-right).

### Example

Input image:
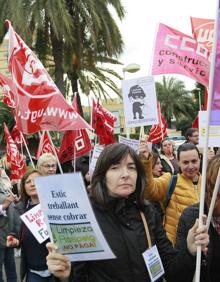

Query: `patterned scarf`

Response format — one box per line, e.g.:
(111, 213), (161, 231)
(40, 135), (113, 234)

(211, 217), (220, 235)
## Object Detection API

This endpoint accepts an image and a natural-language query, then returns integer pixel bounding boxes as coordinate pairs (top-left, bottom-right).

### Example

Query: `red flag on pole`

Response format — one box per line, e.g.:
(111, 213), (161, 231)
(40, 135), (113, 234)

(6, 20), (91, 134)
(58, 95), (92, 164)
(11, 124), (28, 149)
(35, 131), (59, 159)
(0, 72), (16, 108)
(92, 99), (116, 145)
(147, 103), (167, 144)
(4, 123), (26, 180)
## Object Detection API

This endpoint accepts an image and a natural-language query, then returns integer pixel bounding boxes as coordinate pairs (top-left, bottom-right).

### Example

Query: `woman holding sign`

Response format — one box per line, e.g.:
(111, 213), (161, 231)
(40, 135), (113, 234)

(46, 143), (208, 282)
(7, 169), (55, 282)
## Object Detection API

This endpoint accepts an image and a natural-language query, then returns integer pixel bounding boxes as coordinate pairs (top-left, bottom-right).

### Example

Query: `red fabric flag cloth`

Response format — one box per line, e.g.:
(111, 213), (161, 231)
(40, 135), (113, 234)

(0, 72), (16, 108)
(11, 124), (28, 149)
(58, 95), (92, 164)
(92, 99), (116, 145)
(147, 103), (167, 144)
(4, 123), (26, 180)
(192, 115), (199, 128)
(190, 17), (214, 51)
(151, 23), (210, 87)
(35, 131), (59, 159)
(58, 130), (92, 164)
(6, 20), (91, 134)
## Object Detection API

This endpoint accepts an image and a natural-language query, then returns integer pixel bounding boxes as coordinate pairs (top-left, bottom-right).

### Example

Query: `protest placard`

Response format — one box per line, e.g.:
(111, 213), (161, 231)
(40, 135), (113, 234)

(89, 144), (104, 176)
(122, 76), (158, 128)
(20, 204), (49, 244)
(35, 173), (115, 261)
(118, 136), (152, 152)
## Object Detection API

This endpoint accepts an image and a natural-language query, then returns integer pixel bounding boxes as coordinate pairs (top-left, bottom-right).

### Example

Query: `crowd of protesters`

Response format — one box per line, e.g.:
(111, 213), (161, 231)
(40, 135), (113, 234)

(0, 127), (220, 281)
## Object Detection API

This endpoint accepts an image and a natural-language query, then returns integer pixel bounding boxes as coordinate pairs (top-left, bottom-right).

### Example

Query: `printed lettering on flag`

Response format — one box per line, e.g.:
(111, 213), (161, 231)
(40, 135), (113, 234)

(190, 17), (214, 51)
(6, 20), (91, 134)
(151, 23), (210, 87)
(35, 131), (58, 159)
(4, 123), (26, 180)
(58, 96), (92, 164)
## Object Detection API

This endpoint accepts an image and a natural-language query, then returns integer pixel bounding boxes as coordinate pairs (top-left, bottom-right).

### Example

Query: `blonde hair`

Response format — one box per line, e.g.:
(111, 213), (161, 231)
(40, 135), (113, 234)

(37, 153), (57, 168)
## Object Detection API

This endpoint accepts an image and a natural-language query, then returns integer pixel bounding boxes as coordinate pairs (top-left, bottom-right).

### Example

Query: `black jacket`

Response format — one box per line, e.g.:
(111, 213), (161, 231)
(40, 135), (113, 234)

(176, 203), (220, 282)
(14, 201), (55, 281)
(69, 197), (196, 282)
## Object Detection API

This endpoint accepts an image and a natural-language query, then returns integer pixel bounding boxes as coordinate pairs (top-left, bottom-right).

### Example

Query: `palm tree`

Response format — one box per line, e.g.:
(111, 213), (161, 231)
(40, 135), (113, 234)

(156, 76), (196, 128)
(0, 0), (125, 109)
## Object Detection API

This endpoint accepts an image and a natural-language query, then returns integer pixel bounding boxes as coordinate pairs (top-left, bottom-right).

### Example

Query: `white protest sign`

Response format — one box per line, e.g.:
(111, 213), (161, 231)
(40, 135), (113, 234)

(20, 204), (49, 244)
(35, 173), (115, 261)
(119, 136), (152, 153)
(89, 144), (104, 176)
(122, 76), (158, 128)
(119, 136), (140, 151)
(199, 111), (220, 147)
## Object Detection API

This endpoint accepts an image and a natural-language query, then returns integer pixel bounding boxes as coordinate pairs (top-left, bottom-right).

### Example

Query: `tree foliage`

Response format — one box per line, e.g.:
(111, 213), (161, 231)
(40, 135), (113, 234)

(155, 76), (196, 128)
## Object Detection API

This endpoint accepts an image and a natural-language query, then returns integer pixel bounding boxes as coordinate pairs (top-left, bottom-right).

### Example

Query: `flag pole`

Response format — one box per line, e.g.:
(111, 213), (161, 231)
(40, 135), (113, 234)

(206, 167), (220, 229)
(46, 131), (63, 174)
(20, 132), (35, 168)
(195, 1), (219, 281)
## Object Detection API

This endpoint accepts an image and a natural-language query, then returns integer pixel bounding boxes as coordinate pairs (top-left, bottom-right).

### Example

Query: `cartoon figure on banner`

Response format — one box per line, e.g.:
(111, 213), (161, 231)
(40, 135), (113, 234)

(128, 85), (146, 120)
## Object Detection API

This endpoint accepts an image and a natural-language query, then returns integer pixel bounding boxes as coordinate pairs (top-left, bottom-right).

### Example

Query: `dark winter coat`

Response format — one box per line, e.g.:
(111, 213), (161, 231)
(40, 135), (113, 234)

(176, 203), (220, 282)
(14, 201), (55, 281)
(69, 197), (196, 282)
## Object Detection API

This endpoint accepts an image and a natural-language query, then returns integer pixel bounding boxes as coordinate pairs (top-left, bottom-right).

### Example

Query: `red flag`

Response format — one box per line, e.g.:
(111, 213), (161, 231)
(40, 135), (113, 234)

(92, 99), (116, 145)
(190, 17), (214, 51)
(58, 96), (92, 164)
(11, 124), (28, 149)
(147, 104), (167, 144)
(35, 131), (59, 159)
(0, 72), (16, 108)
(6, 20), (91, 134)
(151, 23), (210, 87)
(4, 123), (26, 180)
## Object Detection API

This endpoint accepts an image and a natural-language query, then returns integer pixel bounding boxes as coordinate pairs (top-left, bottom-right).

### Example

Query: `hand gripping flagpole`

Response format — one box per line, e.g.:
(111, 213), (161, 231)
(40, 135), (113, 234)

(194, 1), (220, 281)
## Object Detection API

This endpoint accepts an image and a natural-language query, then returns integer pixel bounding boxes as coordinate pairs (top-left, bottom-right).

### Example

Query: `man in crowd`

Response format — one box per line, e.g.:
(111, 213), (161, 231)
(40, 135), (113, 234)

(139, 142), (201, 245)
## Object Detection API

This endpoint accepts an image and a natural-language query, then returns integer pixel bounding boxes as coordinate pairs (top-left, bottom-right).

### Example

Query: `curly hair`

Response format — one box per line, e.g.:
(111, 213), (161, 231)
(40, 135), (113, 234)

(205, 155), (220, 211)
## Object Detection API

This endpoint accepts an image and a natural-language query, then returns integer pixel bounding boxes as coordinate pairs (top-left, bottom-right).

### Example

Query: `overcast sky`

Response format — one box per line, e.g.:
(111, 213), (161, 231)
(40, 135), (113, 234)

(118, 0), (216, 84)
(83, 0), (217, 104)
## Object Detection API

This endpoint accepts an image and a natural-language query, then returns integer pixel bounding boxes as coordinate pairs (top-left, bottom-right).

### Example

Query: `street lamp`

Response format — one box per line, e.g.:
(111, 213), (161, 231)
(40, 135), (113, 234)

(122, 63), (141, 138)
(122, 63), (141, 79)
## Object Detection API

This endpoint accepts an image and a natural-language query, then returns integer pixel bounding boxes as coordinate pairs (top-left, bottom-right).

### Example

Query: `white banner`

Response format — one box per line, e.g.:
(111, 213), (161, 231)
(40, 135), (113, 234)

(89, 144), (104, 176)
(199, 111), (220, 147)
(35, 173), (115, 261)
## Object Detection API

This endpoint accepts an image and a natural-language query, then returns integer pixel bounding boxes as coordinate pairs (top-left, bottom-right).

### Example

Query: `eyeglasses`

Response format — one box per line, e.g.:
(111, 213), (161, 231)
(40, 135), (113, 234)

(42, 164), (57, 169)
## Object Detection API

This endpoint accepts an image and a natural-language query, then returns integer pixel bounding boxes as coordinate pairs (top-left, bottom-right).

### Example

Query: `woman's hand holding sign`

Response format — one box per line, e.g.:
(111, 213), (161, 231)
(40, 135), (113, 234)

(46, 242), (71, 281)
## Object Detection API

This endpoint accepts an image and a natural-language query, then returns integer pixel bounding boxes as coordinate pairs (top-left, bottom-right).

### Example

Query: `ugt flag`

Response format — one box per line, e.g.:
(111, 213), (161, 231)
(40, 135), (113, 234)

(58, 95), (92, 164)
(6, 20), (91, 134)
(151, 23), (210, 87)
(4, 123), (26, 180)
(0, 72), (16, 108)
(190, 17), (214, 51)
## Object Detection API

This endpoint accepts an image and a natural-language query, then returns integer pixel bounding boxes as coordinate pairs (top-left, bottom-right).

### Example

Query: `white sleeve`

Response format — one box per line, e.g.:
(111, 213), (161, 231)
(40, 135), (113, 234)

(0, 204), (7, 216)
